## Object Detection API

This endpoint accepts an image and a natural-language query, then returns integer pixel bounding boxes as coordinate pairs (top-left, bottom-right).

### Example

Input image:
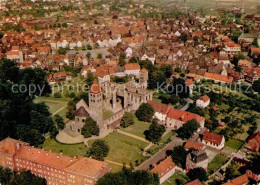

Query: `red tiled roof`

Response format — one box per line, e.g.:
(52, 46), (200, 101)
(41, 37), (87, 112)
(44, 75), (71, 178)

(222, 174), (249, 185)
(150, 156), (176, 178)
(203, 130), (223, 145)
(89, 80), (101, 94)
(140, 68), (148, 73)
(245, 132), (260, 152)
(147, 100), (171, 115)
(204, 72), (233, 83)
(199, 95), (210, 103)
(185, 179), (203, 185)
(125, 63), (140, 70)
(186, 79), (194, 86)
(184, 140), (204, 150)
(167, 108), (205, 124)
(0, 138), (109, 178)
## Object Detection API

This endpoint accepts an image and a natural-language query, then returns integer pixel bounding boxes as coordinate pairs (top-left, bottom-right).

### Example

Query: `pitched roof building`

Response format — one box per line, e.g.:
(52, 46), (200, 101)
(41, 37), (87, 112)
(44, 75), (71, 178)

(202, 131), (225, 150)
(0, 138), (110, 185)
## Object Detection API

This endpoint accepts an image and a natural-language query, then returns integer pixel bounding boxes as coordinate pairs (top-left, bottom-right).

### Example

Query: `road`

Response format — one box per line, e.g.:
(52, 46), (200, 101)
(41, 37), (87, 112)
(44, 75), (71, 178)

(135, 136), (184, 171)
(180, 98), (194, 111)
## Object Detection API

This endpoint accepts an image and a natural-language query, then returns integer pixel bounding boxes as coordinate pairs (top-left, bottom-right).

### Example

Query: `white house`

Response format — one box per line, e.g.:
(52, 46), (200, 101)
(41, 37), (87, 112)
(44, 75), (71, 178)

(202, 130), (225, 150)
(147, 100), (171, 124)
(196, 95), (210, 108)
(125, 47), (133, 58)
(150, 156), (180, 184)
(124, 63), (140, 77)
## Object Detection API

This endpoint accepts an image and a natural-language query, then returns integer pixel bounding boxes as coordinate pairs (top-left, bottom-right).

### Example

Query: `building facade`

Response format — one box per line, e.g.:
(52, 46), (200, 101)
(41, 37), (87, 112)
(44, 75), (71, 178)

(0, 138), (110, 185)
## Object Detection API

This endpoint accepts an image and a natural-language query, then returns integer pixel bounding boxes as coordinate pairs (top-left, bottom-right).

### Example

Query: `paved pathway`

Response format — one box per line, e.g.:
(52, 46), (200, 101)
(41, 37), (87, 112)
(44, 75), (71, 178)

(117, 130), (150, 143)
(105, 159), (130, 168)
(53, 105), (67, 116)
(136, 136), (184, 171)
(181, 98), (194, 111)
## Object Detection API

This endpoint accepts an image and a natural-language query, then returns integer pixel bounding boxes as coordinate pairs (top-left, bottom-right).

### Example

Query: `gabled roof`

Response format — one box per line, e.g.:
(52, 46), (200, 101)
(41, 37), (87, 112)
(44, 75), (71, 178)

(185, 179), (203, 185)
(89, 80), (101, 94)
(202, 130), (224, 145)
(222, 174), (249, 185)
(147, 100), (171, 115)
(167, 108), (205, 124)
(199, 95), (210, 103)
(74, 106), (89, 117)
(150, 156), (176, 178)
(185, 140), (204, 150)
(125, 63), (140, 70)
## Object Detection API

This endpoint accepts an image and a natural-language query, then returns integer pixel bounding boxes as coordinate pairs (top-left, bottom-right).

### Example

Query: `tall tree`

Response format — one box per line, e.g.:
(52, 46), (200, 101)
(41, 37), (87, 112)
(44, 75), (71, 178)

(187, 168), (208, 182)
(176, 119), (199, 140)
(86, 140), (109, 161)
(135, 103), (155, 122)
(171, 145), (187, 168)
(81, 116), (99, 138)
(145, 119), (165, 143)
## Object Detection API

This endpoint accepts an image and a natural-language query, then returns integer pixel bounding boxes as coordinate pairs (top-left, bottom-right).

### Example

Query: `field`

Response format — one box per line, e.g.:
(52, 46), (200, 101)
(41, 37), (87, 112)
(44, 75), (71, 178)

(88, 132), (149, 165)
(145, 0), (260, 14)
(41, 138), (87, 157)
(162, 172), (190, 185)
(208, 154), (229, 175)
(34, 96), (69, 118)
(107, 163), (123, 173)
(120, 117), (151, 138)
(225, 138), (244, 150)
(103, 110), (114, 119)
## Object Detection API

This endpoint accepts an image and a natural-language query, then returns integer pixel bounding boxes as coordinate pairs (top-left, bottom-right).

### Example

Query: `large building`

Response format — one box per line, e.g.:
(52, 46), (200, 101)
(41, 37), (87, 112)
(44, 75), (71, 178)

(0, 138), (110, 185)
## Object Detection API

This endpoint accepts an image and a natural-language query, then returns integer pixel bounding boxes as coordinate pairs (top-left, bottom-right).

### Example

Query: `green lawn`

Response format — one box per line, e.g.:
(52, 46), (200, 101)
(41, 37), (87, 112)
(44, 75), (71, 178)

(34, 96), (69, 115)
(225, 138), (244, 150)
(208, 154), (229, 175)
(107, 163), (123, 173)
(88, 132), (148, 165)
(41, 138), (87, 157)
(120, 117), (151, 138)
(162, 172), (190, 185)
(103, 110), (114, 119)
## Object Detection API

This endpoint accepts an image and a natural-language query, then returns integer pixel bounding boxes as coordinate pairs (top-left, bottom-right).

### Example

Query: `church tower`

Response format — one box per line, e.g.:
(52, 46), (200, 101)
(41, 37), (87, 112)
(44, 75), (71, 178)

(89, 80), (104, 129)
(139, 68), (148, 89)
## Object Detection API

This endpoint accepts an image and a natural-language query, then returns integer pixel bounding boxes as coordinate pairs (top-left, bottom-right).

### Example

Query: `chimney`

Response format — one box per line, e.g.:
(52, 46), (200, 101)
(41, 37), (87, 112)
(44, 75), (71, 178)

(16, 143), (20, 150)
(56, 155), (60, 159)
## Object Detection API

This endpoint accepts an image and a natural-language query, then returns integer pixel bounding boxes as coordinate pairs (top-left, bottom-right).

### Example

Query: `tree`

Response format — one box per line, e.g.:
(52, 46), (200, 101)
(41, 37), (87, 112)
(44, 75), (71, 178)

(81, 116), (99, 138)
(0, 167), (46, 185)
(252, 37), (259, 48)
(252, 80), (260, 93)
(86, 140), (109, 160)
(120, 112), (134, 128)
(129, 57), (138, 63)
(58, 47), (69, 55)
(54, 115), (65, 130)
(170, 78), (190, 99)
(180, 32), (188, 44)
(135, 103), (155, 122)
(232, 29), (242, 42)
(148, 70), (167, 90)
(87, 44), (92, 50)
(85, 72), (97, 87)
(97, 53), (102, 59)
(176, 119), (199, 140)
(160, 64), (173, 78)
(54, 92), (62, 98)
(97, 167), (159, 185)
(86, 52), (91, 58)
(0, 58), (19, 82)
(145, 119), (165, 143)
(62, 22), (68, 28)
(171, 146), (187, 168)
(187, 168), (208, 182)
(119, 52), (126, 67)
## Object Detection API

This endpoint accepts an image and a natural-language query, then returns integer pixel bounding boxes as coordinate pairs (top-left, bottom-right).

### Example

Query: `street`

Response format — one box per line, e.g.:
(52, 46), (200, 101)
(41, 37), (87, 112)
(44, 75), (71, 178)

(136, 136), (184, 171)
